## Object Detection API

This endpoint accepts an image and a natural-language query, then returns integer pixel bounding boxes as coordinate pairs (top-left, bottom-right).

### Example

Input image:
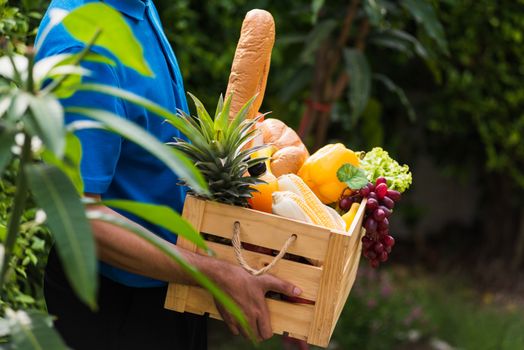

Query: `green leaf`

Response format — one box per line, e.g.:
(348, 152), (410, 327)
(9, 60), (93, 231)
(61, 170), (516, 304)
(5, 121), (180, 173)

(311, 0), (324, 23)
(0, 55), (28, 83)
(25, 163), (97, 309)
(364, 0), (388, 27)
(215, 93), (231, 134)
(66, 107), (209, 196)
(0, 125), (14, 175)
(343, 48), (371, 123)
(6, 309), (68, 350)
(337, 163), (369, 190)
(85, 210), (251, 338)
(27, 94), (65, 158)
(300, 19), (337, 64)
(100, 200), (209, 251)
(62, 3), (153, 76)
(41, 132), (84, 194)
(373, 74), (416, 121)
(370, 29), (432, 62)
(401, 0), (448, 54)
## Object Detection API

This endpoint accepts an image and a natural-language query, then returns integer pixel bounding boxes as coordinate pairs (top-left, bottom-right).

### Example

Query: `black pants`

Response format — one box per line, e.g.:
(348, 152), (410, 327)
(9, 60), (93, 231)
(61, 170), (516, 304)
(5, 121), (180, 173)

(44, 248), (207, 350)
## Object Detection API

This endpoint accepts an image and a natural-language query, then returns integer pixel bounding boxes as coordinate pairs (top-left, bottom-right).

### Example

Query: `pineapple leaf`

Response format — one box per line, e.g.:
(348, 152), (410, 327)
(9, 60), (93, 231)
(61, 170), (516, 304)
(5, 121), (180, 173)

(187, 92), (214, 142)
(215, 93), (232, 134)
(227, 94), (257, 137)
(214, 94), (224, 122)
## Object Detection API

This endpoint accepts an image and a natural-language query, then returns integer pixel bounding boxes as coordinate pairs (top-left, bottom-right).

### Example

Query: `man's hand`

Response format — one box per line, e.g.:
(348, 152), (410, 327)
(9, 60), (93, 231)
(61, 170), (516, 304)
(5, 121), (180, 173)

(213, 263), (302, 341)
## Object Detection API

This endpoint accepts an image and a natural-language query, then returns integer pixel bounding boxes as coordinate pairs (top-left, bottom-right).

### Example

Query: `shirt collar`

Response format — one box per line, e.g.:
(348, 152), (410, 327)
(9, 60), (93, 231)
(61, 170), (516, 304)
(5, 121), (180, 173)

(103, 0), (148, 21)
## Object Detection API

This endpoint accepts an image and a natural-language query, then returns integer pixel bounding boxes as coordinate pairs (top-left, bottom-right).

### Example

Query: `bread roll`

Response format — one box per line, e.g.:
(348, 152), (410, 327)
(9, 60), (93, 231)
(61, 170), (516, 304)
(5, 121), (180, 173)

(226, 10), (275, 120)
(259, 119), (309, 156)
(271, 146), (308, 177)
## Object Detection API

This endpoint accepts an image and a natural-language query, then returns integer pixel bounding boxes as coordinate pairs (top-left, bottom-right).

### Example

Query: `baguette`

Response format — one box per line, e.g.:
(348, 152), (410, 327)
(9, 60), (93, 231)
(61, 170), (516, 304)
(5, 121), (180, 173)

(226, 9), (275, 120)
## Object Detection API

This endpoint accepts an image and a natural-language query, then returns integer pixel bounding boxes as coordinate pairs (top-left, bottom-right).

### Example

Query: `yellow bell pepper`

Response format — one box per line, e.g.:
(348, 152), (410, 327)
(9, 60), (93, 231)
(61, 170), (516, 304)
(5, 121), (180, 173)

(297, 143), (360, 204)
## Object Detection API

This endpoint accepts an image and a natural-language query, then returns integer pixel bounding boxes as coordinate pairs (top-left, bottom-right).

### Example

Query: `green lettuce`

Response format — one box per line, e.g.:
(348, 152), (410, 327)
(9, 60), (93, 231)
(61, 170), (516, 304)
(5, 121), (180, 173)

(361, 147), (412, 193)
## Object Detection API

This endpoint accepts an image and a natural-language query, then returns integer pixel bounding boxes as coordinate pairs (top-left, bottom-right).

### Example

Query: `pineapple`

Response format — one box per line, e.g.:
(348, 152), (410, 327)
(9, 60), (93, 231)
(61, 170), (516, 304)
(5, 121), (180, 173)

(168, 93), (267, 207)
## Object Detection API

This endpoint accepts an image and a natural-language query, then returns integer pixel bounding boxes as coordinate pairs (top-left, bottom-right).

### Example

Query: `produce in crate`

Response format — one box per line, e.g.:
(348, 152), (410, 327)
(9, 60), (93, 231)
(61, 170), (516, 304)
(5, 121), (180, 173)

(298, 143), (360, 204)
(247, 146), (279, 213)
(274, 174), (344, 231)
(168, 94), (266, 207)
(225, 9), (275, 120)
(259, 118), (310, 177)
(337, 147), (412, 268)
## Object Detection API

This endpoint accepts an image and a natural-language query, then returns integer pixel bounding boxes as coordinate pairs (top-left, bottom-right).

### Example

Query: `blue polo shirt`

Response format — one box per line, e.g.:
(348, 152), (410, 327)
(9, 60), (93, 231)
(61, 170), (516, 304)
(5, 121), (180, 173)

(36, 0), (190, 287)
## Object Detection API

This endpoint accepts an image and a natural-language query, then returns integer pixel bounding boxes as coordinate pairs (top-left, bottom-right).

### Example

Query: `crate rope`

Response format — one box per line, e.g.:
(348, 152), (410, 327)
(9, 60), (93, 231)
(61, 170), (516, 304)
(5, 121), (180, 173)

(232, 221), (297, 276)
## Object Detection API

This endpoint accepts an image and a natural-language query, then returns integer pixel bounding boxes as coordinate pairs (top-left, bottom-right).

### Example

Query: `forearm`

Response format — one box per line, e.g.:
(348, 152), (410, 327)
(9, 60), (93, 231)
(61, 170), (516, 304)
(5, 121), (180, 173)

(88, 204), (230, 286)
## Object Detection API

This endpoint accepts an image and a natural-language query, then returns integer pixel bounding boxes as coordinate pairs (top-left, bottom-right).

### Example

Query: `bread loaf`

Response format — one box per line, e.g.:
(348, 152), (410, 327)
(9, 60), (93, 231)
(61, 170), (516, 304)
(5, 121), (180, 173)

(225, 10), (275, 120)
(259, 119), (309, 156)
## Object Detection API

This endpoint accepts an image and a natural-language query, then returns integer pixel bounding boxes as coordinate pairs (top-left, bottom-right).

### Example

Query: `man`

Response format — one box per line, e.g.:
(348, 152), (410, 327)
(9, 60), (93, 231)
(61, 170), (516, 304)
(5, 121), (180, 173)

(37, 1), (302, 349)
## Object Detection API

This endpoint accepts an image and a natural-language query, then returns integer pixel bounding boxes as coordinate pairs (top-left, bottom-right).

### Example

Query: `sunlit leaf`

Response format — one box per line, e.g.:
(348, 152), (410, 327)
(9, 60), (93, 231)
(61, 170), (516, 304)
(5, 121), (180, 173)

(42, 132), (84, 194)
(62, 3), (153, 76)
(401, 0), (448, 54)
(27, 94), (65, 158)
(6, 308), (67, 350)
(0, 55), (28, 83)
(343, 48), (371, 123)
(85, 210), (251, 338)
(311, 0), (324, 23)
(100, 199), (208, 251)
(25, 163), (97, 309)
(65, 107), (209, 196)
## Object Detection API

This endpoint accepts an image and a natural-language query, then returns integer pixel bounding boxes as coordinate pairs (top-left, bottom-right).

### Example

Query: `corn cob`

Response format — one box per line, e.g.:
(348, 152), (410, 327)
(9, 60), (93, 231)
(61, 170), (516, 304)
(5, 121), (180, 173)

(277, 174), (344, 230)
(272, 191), (322, 226)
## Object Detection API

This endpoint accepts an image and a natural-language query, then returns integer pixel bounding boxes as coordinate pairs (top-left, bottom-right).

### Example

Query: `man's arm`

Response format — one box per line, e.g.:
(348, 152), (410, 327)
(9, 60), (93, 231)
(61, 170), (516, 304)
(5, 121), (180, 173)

(85, 194), (302, 340)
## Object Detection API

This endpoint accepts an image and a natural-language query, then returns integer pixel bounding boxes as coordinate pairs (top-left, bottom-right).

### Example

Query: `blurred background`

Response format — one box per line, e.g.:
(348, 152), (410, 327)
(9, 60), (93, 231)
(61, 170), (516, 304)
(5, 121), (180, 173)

(2, 0), (524, 349)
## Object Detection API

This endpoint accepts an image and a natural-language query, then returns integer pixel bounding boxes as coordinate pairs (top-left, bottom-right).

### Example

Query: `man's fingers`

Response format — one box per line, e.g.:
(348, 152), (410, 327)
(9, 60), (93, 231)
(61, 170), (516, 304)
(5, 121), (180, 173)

(259, 274), (302, 297)
(257, 302), (273, 340)
(216, 302), (240, 336)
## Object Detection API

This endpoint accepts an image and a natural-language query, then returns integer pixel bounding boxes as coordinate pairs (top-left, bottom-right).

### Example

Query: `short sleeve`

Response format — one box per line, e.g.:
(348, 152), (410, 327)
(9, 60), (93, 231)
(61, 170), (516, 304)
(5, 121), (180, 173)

(56, 47), (126, 194)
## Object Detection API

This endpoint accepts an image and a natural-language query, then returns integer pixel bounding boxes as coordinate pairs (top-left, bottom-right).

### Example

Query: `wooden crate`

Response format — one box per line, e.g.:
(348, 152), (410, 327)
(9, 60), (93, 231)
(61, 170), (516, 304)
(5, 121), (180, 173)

(164, 195), (366, 348)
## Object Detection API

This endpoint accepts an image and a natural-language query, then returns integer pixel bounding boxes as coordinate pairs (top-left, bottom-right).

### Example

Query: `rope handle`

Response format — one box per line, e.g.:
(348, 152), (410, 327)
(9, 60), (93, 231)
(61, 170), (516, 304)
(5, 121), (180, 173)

(231, 221), (297, 276)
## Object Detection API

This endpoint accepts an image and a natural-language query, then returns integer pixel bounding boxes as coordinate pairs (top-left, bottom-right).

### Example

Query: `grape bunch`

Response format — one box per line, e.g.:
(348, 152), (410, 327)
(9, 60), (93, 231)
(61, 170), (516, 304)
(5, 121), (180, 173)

(360, 177), (401, 267)
(342, 177), (400, 268)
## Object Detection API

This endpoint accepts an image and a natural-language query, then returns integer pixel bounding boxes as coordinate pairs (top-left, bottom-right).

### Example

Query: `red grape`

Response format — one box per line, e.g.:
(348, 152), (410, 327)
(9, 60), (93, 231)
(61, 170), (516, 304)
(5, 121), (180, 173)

(367, 182), (375, 192)
(364, 217), (378, 233)
(366, 250), (377, 260)
(378, 218), (389, 230)
(339, 196), (352, 211)
(366, 198), (379, 211)
(378, 228), (389, 236)
(379, 251), (388, 262)
(379, 206), (392, 217)
(373, 208), (386, 222)
(374, 242), (384, 254)
(375, 177), (387, 186)
(370, 260), (380, 268)
(375, 183), (388, 199)
(382, 235), (395, 247)
(386, 189), (401, 202)
(359, 185), (370, 197)
(382, 196), (395, 209)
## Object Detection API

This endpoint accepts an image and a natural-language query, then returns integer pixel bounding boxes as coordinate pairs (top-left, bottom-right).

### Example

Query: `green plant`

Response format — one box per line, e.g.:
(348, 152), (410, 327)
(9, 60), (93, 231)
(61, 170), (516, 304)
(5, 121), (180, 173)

(0, 3), (248, 347)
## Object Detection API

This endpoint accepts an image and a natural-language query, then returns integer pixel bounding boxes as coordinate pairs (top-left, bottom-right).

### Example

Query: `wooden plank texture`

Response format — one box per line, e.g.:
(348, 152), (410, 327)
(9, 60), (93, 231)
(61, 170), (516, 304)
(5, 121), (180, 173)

(199, 199), (331, 261)
(307, 231), (352, 347)
(167, 286), (315, 341)
(198, 241), (322, 301)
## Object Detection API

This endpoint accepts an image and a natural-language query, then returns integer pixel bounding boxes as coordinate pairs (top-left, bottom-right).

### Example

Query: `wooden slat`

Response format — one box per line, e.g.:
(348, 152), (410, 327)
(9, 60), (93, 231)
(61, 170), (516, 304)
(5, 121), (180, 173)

(164, 196), (206, 312)
(306, 231), (351, 347)
(332, 249), (361, 335)
(198, 241), (322, 301)
(333, 229), (364, 325)
(199, 199), (331, 261)
(171, 286), (315, 341)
